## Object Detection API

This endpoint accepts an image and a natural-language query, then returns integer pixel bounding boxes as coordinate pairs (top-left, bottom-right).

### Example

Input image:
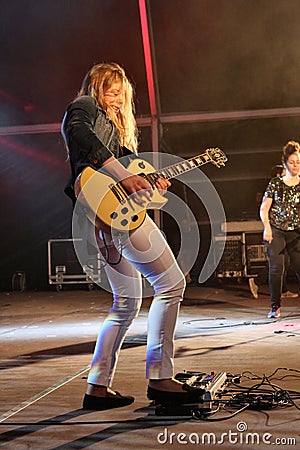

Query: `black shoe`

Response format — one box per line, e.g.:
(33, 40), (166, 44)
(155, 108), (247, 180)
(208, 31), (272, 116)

(147, 386), (203, 405)
(82, 392), (135, 410)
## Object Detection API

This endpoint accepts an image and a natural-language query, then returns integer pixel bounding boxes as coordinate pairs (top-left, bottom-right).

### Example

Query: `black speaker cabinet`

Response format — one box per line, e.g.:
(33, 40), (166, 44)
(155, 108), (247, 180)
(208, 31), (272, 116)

(245, 233), (267, 275)
(214, 234), (246, 278)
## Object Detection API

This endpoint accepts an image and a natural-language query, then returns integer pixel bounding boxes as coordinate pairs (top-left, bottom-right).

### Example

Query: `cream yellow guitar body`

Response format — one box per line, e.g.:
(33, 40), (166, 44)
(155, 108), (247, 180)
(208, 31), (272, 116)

(78, 148), (227, 232)
(79, 159), (166, 232)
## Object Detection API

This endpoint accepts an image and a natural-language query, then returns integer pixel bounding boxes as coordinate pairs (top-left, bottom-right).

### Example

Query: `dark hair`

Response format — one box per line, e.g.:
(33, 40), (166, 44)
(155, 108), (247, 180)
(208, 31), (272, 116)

(282, 140), (300, 164)
(270, 164), (284, 178)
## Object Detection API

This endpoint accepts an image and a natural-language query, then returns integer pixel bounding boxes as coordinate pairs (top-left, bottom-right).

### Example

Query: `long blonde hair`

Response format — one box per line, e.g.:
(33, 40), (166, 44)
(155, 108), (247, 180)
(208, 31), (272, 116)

(77, 62), (138, 153)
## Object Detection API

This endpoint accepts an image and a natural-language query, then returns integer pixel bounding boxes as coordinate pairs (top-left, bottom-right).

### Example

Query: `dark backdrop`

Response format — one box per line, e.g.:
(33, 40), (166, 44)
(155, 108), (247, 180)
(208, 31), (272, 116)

(1, 0), (300, 290)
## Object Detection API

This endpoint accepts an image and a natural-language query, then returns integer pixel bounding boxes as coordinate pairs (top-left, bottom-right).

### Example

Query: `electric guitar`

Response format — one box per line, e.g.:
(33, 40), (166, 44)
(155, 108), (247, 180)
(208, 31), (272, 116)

(78, 147), (227, 232)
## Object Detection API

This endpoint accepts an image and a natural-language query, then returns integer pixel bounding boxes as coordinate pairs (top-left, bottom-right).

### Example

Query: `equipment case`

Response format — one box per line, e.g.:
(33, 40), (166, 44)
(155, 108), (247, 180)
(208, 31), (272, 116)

(47, 238), (101, 290)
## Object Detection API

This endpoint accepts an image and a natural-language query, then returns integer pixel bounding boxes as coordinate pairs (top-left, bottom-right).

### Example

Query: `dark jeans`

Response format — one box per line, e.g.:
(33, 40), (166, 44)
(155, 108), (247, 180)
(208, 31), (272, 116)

(265, 226), (300, 309)
(255, 253), (290, 293)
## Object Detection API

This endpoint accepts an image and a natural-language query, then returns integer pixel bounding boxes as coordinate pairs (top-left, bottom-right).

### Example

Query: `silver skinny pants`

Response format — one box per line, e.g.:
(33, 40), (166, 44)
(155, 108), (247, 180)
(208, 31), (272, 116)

(87, 215), (186, 387)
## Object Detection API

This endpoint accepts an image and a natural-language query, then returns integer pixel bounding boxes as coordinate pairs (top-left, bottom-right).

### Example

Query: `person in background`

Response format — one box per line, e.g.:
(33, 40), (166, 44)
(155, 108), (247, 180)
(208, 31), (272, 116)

(61, 62), (202, 410)
(260, 141), (300, 318)
(248, 164), (298, 300)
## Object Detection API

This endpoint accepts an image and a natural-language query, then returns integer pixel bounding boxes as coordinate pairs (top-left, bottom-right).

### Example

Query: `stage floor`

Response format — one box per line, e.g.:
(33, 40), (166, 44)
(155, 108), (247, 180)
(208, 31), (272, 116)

(0, 283), (299, 449)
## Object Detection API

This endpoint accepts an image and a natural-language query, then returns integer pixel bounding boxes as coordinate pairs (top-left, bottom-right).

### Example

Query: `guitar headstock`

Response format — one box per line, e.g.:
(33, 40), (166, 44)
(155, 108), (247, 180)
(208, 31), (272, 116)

(205, 148), (228, 168)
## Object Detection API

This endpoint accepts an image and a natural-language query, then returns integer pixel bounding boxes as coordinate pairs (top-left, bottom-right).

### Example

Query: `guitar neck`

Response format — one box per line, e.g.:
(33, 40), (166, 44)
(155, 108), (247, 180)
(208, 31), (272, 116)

(154, 152), (211, 181)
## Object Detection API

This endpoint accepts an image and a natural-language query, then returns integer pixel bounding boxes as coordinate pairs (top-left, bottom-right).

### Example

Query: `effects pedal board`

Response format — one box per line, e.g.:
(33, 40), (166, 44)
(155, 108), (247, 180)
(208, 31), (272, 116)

(175, 371), (229, 411)
(154, 371), (229, 417)
(181, 371), (228, 410)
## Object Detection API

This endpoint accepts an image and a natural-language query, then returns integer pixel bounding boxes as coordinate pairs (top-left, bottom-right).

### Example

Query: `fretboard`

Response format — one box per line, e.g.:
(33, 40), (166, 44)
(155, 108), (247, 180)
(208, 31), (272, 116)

(154, 152), (211, 181)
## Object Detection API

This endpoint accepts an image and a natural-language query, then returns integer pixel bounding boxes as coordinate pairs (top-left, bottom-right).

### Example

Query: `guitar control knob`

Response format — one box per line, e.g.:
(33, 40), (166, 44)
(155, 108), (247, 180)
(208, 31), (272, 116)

(138, 161), (146, 169)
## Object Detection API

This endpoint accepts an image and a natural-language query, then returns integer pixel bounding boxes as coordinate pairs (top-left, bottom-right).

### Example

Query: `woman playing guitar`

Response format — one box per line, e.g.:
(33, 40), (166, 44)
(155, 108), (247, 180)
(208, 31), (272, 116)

(62, 63), (202, 410)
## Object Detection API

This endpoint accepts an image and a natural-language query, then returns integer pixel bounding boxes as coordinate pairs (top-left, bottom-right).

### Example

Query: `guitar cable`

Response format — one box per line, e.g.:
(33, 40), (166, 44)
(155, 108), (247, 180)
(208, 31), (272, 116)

(100, 230), (123, 266)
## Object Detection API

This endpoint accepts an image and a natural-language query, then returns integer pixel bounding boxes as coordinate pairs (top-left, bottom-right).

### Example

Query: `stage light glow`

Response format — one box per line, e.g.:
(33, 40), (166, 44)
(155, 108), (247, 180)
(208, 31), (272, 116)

(0, 136), (64, 168)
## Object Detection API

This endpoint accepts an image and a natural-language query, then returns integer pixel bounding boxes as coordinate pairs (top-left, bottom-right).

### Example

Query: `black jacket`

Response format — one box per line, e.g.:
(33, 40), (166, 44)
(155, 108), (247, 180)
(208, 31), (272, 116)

(61, 95), (133, 203)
